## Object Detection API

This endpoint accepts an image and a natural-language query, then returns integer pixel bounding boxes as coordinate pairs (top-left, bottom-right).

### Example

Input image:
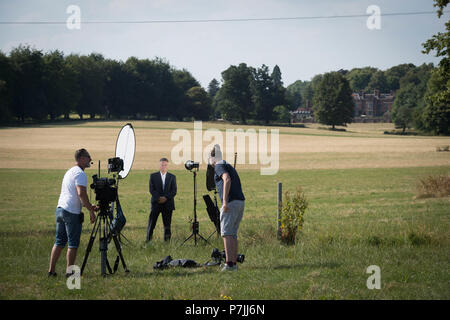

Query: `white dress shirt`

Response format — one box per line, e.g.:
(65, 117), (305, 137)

(160, 171), (167, 190)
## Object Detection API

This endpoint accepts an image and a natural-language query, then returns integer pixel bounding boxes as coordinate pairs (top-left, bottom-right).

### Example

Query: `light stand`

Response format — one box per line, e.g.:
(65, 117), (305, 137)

(180, 168), (209, 246)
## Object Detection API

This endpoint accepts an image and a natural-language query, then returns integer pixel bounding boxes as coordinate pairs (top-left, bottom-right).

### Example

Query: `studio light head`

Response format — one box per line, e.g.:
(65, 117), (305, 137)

(108, 157), (124, 174)
(185, 160), (199, 171)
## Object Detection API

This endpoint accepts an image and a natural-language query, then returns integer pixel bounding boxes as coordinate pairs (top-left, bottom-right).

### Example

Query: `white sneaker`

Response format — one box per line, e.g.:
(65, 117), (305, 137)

(220, 264), (238, 272)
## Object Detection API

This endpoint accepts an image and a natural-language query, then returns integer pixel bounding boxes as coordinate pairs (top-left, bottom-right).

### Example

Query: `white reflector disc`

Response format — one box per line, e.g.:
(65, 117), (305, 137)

(115, 123), (135, 179)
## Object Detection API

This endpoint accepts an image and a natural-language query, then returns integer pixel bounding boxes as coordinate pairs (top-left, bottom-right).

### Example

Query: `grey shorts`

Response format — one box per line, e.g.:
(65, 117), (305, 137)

(220, 200), (245, 238)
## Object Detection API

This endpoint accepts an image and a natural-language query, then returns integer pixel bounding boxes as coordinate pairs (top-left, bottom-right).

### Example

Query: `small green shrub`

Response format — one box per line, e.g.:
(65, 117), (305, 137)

(279, 186), (308, 245)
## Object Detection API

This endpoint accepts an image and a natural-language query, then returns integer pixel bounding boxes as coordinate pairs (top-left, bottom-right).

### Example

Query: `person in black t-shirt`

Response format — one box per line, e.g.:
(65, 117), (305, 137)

(209, 144), (245, 272)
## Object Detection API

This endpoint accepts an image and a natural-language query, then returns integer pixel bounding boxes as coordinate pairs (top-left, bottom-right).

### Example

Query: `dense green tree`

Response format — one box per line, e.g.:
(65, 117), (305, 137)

(149, 58), (179, 120)
(252, 64), (276, 124)
(345, 67), (378, 92)
(186, 86), (212, 120)
(0, 51), (13, 122)
(271, 65), (283, 87)
(271, 65), (287, 111)
(285, 80), (304, 110)
(310, 74), (323, 92)
(273, 105), (291, 124)
(366, 70), (388, 93)
(172, 69), (200, 93)
(218, 63), (255, 123)
(421, 0), (450, 135)
(66, 53), (105, 119)
(170, 68), (201, 120)
(391, 83), (421, 133)
(384, 63), (416, 92)
(42, 50), (74, 120)
(313, 72), (354, 129)
(103, 59), (136, 118)
(390, 63), (434, 132)
(9, 45), (47, 121)
(207, 78), (220, 98)
(421, 69), (450, 135)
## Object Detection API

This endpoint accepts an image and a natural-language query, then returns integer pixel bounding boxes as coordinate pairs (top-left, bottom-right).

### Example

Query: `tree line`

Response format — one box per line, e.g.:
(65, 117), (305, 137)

(0, 45), (211, 123)
(285, 63), (442, 133)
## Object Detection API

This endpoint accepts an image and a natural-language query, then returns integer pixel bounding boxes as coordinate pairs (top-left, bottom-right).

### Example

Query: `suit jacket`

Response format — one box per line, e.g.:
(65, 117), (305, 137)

(149, 171), (177, 211)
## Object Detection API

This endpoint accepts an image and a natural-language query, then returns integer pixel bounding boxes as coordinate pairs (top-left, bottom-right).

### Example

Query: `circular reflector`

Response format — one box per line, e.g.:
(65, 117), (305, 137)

(115, 123), (135, 179)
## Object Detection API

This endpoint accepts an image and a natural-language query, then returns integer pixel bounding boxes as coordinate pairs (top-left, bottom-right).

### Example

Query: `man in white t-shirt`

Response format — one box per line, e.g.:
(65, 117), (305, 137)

(48, 148), (98, 277)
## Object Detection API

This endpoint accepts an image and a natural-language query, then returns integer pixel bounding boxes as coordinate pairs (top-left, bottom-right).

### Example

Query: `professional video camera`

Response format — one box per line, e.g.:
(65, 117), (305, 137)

(81, 123), (136, 277)
(90, 173), (117, 203)
(89, 157), (123, 203)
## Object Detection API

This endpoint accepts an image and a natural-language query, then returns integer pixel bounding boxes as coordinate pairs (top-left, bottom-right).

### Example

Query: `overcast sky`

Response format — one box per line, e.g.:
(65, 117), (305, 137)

(0, 0), (447, 87)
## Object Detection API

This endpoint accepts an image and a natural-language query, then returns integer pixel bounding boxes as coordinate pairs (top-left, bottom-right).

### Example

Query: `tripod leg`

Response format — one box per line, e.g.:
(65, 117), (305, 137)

(80, 215), (100, 276)
(197, 232), (210, 244)
(100, 216), (108, 277)
(112, 233), (129, 273)
(180, 232), (194, 247)
(100, 245), (107, 276)
(104, 213), (129, 273)
(206, 230), (216, 241)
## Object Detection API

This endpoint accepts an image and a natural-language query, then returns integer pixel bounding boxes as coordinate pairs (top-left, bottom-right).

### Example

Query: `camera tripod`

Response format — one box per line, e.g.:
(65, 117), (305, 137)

(180, 169), (209, 246)
(80, 200), (129, 276)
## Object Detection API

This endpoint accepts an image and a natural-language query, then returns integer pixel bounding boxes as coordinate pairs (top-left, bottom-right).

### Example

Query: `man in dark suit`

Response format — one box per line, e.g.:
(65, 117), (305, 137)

(147, 158), (177, 242)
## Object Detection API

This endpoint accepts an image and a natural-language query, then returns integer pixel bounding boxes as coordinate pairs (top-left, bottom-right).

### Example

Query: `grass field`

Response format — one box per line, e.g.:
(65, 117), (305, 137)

(0, 121), (449, 300)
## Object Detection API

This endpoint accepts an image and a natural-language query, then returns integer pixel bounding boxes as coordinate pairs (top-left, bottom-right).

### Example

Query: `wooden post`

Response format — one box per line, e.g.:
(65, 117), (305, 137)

(277, 182), (282, 239)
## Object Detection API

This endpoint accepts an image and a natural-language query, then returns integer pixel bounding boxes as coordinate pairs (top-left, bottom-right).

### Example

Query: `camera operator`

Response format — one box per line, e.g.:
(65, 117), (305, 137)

(209, 145), (245, 272)
(48, 148), (98, 277)
(147, 158), (177, 242)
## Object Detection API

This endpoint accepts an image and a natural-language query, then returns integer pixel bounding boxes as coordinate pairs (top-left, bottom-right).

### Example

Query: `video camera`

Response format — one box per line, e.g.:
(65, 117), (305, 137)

(90, 157), (124, 203)
(90, 173), (117, 203)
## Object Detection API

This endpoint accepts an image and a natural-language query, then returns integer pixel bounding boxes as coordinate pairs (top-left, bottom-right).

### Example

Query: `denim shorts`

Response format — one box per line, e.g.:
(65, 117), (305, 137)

(220, 200), (245, 238)
(55, 207), (82, 249)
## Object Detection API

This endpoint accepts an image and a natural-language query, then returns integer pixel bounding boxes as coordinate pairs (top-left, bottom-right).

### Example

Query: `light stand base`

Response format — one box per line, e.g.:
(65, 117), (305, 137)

(180, 221), (210, 246)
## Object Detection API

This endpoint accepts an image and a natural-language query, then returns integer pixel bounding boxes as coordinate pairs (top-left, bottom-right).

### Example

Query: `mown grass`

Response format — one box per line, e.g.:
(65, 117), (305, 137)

(0, 166), (449, 300)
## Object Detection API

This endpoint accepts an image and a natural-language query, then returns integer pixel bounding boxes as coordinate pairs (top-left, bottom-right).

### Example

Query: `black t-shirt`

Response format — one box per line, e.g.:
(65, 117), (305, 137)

(214, 161), (245, 203)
